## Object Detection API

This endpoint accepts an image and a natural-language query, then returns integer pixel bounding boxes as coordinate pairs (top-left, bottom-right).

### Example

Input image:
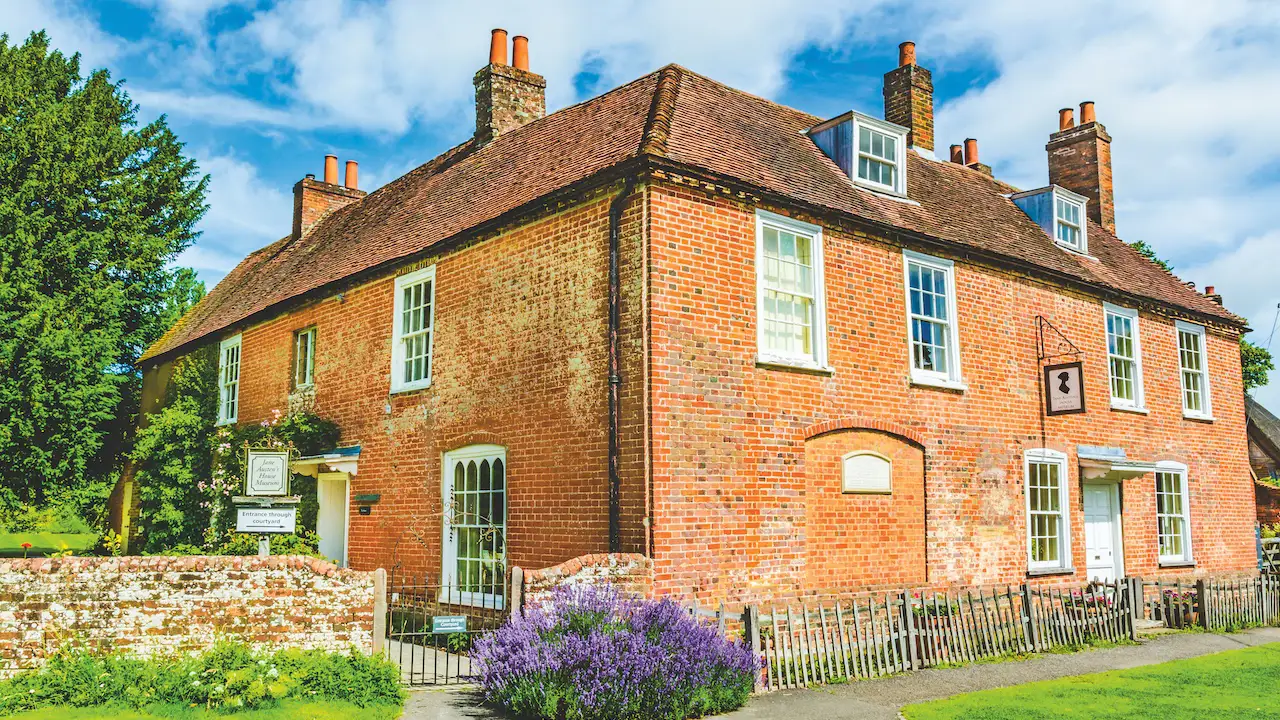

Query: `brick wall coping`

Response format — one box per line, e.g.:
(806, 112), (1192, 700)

(802, 418), (926, 447)
(523, 552), (651, 583)
(0, 554), (351, 578)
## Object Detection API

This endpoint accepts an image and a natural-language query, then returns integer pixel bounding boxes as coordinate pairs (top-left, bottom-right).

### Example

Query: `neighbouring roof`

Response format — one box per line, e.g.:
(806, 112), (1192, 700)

(1248, 396), (1280, 459)
(142, 65), (1243, 363)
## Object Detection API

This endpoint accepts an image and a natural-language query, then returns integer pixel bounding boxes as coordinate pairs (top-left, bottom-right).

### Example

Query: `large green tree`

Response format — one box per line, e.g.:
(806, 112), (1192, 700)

(1128, 240), (1273, 393)
(0, 32), (207, 511)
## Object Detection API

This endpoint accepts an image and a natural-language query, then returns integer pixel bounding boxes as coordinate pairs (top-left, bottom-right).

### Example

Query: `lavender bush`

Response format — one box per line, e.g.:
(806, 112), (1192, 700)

(473, 586), (757, 719)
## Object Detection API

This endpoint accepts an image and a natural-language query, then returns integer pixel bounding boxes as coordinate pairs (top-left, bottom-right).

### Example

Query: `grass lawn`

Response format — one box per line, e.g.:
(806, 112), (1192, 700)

(1, 700), (402, 720)
(902, 643), (1280, 719)
(0, 531), (97, 557)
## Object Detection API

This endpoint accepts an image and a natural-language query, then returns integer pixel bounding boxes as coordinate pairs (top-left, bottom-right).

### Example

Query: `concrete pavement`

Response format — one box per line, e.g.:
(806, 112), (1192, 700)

(401, 627), (1280, 719)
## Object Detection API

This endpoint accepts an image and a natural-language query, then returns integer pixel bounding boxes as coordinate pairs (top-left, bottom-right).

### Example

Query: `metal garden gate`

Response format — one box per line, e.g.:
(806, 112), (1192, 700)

(384, 570), (509, 686)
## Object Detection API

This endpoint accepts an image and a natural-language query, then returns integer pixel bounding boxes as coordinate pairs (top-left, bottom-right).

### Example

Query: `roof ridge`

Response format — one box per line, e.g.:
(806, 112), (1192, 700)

(639, 64), (683, 158)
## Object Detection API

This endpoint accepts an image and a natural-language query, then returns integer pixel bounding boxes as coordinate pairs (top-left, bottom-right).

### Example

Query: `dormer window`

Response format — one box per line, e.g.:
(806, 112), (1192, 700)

(809, 111), (909, 197)
(1054, 193), (1086, 251)
(1010, 185), (1089, 255)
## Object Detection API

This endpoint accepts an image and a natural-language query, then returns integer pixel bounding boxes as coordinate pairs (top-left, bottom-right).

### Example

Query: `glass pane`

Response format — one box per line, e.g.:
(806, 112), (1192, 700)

(493, 458), (505, 490)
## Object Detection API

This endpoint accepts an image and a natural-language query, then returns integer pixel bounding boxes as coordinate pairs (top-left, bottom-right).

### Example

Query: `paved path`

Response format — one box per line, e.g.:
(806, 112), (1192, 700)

(400, 627), (1280, 719)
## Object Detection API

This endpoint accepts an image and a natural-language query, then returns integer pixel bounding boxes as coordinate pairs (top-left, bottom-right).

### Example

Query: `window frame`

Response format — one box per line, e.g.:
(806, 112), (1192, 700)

(1052, 187), (1088, 254)
(1024, 449), (1072, 573)
(1104, 303), (1145, 411)
(1174, 321), (1213, 420)
(755, 209), (829, 371)
(1155, 461), (1194, 565)
(293, 326), (316, 391)
(902, 250), (965, 390)
(439, 444), (508, 610)
(217, 334), (242, 426)
(390, 265), (437, 394)
(851, 113), (908, 196)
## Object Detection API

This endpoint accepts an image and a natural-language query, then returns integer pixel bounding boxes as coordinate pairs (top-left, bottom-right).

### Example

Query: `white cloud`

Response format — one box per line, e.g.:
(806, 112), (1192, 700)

(220, 0), (884, 134)
(126, 0), (253, 35)
(178, 151), (292, 283)
(1182, 231), (1280, 409)
(0, 0), (120, 65)
(129, 86), (309, 129)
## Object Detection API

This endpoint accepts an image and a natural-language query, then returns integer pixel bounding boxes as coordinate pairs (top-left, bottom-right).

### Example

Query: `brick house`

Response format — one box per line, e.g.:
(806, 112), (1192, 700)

(133, 31), (1258, 606)
(1247, 396), (1280, 527)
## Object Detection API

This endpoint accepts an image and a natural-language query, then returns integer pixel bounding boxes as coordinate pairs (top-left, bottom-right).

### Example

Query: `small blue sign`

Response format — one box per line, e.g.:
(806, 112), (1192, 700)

(432, 615), (467, 634)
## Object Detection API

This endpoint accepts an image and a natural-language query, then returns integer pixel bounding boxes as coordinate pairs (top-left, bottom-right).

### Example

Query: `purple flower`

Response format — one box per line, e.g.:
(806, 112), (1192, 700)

(473, 586), (757, 719)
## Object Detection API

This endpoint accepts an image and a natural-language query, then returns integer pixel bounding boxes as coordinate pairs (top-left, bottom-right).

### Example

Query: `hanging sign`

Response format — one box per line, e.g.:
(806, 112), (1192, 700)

(235, 507), (297, 533)
(245, 450), (291, 496)
(1043, 361), (1086, 416)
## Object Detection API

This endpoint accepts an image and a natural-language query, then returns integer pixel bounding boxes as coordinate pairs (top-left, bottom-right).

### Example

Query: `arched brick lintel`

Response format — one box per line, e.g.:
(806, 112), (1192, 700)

(802, 418), (926, 449)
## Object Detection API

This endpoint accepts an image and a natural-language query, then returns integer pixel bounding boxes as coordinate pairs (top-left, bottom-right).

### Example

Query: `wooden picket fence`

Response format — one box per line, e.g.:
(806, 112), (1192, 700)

(1140, 575), (1280, 631)
(1201, 576), (1280, 630)
(749, 580), (1134, 691)
(1262, 538), (1280, 575)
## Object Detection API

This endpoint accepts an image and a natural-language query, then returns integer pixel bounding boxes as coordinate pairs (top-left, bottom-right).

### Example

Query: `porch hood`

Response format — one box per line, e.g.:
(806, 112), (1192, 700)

(290, 445), (361, 477)
(1076, 445), (1156, 481)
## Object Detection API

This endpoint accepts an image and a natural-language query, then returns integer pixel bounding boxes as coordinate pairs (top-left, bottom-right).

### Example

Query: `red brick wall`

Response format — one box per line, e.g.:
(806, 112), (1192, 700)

(233, 187), (648, 577)
(804, 428), (926, 592)
(646, 176), (1254, 605)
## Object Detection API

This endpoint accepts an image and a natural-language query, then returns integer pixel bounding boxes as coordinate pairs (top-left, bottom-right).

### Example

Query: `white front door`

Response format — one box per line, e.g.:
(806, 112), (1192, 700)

(316, 472), (349, 567)
(1083, 484), (1121, 582)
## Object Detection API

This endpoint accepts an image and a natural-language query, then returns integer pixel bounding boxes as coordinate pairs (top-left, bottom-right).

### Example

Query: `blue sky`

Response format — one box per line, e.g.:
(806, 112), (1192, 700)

(3, 0), (1279, 406)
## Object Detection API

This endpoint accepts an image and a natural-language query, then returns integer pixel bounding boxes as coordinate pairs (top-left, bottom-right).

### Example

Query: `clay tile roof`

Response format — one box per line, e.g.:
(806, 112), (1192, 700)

(1248, 396), (1280, 459)
(143, 64), (1241, 363)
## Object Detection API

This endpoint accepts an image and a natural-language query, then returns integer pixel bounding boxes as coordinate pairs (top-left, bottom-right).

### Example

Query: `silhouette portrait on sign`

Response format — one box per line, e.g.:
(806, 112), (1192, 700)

(1058, 371), (1072, 395)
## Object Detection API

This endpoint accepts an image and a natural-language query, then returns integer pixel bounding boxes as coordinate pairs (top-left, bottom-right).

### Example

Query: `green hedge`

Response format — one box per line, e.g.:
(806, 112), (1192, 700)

(0, 643), (404, 715)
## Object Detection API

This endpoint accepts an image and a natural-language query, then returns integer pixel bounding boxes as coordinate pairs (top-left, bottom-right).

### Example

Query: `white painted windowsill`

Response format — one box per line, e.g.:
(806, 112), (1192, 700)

(1182, 412), (1214, 422)
(910, 374), (968, 392)
(389, 380), (433, 395)
(1110, 403), (1149, 415)
(756, 355), (835, 376)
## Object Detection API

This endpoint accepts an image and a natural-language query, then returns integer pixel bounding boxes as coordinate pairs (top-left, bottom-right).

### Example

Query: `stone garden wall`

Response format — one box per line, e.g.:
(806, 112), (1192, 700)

(518, 553), (653, 610)
(0, 555), (382, 678)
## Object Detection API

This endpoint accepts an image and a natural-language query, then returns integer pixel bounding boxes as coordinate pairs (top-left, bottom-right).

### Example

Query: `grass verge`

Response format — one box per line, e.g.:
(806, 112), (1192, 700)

(901, 642), (1280, 719)
(1, 699), (402, 720)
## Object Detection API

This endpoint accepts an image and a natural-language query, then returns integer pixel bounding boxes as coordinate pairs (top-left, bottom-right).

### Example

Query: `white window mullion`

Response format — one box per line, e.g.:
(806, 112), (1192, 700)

(441, 444), (507, 609)
(756, 210), (827, 370)
(1025, 449), (1070, 571)
(217, 334), (242, 425)
(1105, 304), (1144, 410)
(904, 250), (963, 389)
(1156, 464), (1193, 564)
(1175, 321), (1212, 419)
(390, 266), (436, 393)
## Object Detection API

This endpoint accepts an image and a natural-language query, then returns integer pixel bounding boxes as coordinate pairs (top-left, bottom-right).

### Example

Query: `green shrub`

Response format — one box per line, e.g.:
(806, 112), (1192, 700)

(156, 531), (324, 558)
(0, 642), (404, 715)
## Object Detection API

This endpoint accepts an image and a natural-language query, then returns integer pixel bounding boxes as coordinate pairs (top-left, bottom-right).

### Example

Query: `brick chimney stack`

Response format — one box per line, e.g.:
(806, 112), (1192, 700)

(883, 41), (934, 155)
(474, 28), (546, 145)
(1047, 101), (1115, 233)
(292, 154), (366, 241)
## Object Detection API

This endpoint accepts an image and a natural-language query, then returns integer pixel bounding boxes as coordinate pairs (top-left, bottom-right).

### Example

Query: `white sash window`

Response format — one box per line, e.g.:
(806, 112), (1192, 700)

(217, 334), (241, 425)
(441, 445), (506, 608)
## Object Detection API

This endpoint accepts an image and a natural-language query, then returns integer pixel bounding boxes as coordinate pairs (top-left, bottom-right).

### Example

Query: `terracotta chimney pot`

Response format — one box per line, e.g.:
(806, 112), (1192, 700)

(963, 138), (979, 166)
(898, 41), (916, 67)
(344, 160), (358, 190)
(513, 35), (529, 71)
(1079, 101), (1096, 124)
(1059, 108), (1075, 131)
(1205, 285), (1215, 295)
(323, 154), (338, 185)
(489, 28), (508, 66)
(950, 144), (964, 164)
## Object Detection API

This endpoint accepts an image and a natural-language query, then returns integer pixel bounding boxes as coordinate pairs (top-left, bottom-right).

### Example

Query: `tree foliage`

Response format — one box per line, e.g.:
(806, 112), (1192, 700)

(0, 31), (207, 512)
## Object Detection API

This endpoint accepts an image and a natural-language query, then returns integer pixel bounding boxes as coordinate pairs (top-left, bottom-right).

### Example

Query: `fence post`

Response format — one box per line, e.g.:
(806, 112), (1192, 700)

(744, 605), (763, 692)
(510, 566), (525, 620)
(901, 590), (918, 670)
(1195, 578), (1209, 630)
(1021, 583), (1039, 652)
(372, 567), (387, 656)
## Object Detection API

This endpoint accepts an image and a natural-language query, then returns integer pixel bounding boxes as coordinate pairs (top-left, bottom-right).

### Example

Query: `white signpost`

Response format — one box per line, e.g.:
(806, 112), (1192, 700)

(234, 446), (299, 556)
(235, 507), (297, 533)
(245, 451), (290, 496)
